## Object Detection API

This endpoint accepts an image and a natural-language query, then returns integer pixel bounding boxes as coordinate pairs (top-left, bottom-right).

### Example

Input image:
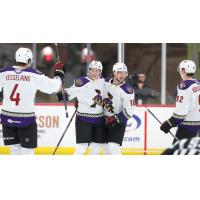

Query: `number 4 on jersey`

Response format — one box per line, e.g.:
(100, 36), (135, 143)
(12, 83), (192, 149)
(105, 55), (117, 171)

(10, 84), (21, 105)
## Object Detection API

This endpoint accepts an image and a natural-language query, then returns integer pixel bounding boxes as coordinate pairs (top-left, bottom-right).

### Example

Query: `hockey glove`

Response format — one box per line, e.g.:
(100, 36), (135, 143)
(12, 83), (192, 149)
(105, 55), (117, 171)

(105, 115), (121, 128)
(160, 119), (175, 133)
(57, 91), (69, 102)
(54, 61), (65, 80)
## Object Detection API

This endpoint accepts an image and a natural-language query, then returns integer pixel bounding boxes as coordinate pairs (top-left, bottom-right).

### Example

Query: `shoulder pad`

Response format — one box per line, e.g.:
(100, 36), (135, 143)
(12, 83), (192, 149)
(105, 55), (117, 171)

(74, 77), (90, 87)
(120, 83), (134, 94)
(178, 80), (197, 90)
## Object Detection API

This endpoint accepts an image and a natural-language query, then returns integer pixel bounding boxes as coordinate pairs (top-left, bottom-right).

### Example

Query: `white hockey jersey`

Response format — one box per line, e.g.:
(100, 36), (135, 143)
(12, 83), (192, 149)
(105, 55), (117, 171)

(171, 79), (200, 133)
(65, 77), (104, 124)
(103, 78), (135, 124)
(0, 66), (62, 127)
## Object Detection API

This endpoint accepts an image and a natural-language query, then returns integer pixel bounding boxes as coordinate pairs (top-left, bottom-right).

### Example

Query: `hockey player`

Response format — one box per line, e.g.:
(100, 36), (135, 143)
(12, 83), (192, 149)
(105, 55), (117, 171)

(100, 62), (135, 155)
(160, 60), (200, 143)
(0, 47), (64, 155)
(60, 61), (105, 155)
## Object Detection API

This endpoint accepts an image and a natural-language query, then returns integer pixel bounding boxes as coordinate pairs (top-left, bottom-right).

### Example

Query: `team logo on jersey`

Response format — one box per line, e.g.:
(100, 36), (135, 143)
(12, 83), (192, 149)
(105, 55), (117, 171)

(103, 92), (114, 114)
(90, 89), (103, 108)
(126, 85), (133, 94)
(179, 82), (186, 89)
(75, 79), (84, 87)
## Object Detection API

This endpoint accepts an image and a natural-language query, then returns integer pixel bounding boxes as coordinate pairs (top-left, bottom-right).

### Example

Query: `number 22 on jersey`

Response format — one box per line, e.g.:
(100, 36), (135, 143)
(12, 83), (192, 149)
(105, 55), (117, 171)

(10, 84), (21, 105)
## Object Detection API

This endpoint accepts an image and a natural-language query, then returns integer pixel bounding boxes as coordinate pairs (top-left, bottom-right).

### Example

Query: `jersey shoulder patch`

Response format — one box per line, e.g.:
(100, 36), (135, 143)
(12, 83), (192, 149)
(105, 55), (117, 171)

(120, 83), (134, 94)
(178, 80), (197, 90)
(74, 77), (90, 87)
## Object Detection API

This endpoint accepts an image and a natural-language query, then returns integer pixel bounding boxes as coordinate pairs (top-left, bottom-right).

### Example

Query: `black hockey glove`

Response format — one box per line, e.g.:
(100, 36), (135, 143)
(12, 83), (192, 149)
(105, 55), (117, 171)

(54, 61), (65, 80)
(57, 91), (69, 102)
(105, 115), (121, 128)
(160, 119), (175, 134)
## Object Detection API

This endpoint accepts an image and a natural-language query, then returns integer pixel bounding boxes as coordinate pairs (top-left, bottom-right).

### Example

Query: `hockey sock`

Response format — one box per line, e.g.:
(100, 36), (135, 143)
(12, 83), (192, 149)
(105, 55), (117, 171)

(89, 142), (102, 155)
(21, 147), (34, 155)
(74, 143), (88, 155)
(9, 144), (21, 155)
(107, 142), (121, 155)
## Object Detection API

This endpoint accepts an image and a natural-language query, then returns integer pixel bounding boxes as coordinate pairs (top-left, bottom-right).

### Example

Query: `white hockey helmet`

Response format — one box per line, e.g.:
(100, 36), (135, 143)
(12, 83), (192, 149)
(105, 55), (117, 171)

(15, 47), (33, 66)
(88, 61), (103, 72)
(113, 62), (128, 74)
(178, 60), (196, 74)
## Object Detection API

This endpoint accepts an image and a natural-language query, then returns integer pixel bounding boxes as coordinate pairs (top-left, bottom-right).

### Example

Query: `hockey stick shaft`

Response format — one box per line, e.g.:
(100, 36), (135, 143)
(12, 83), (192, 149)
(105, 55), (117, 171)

(53, 108), (77, 155)
(54, 43), (68, 118)
(146, 107), (179, 141)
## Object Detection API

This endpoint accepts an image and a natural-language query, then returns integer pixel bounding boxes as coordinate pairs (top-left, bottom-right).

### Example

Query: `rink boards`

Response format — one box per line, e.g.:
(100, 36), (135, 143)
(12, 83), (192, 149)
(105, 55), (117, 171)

(0, 103), (176, 155)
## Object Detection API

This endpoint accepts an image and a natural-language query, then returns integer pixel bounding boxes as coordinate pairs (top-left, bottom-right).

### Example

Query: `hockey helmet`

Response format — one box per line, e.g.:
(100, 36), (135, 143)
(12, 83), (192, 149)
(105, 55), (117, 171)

(88, 61), (103, 72)
(178, 60), (196, 74)
(113, 62), (128, 74)
(15, 47), (33, 66)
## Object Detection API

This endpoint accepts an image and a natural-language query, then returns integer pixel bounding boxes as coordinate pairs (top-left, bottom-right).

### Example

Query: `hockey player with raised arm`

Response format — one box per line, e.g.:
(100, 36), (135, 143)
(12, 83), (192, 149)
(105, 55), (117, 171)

(0, 47), (64, 155)
(60, 61), (105, 155)
(101, 63), (135, 155)
(160, 60), (200, 143)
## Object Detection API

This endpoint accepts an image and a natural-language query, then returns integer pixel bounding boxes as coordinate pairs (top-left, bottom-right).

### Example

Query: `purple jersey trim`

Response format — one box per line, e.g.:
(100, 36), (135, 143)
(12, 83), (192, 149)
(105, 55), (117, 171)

(76, 115), (104, 124)
(178, 124), (200, 134)
(178, 80), (200, 90)
(120, 83), (134, 94)
(0, 66), (43, 75)
(0, 114), (36, 127)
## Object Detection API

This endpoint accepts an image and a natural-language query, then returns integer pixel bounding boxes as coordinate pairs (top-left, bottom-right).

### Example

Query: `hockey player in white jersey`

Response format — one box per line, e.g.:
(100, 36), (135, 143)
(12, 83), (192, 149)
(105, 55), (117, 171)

(59, 61), (105, 155)
(99, 63), (135, 155)
(0, 47), (64, 155)
(160, 60), (200, 143)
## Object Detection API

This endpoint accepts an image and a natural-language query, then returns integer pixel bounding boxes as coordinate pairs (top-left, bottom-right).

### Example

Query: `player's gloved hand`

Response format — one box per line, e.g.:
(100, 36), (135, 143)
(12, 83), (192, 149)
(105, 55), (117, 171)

(160, 120), (173, 133)
(57, 91), (69, 102)
(105, 115), (121, 128)
(54, 61), (65, 80)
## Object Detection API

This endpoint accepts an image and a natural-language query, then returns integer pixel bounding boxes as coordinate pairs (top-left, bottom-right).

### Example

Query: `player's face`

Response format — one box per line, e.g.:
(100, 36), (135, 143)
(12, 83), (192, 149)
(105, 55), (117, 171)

(114, 71), (128, 82)
(88, 68), (101, 80)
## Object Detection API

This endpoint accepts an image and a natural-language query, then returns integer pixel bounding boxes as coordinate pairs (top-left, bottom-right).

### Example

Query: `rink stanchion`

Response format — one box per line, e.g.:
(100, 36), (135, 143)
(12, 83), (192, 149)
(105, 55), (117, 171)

(53, 108), (77, 155)
(145, 107), (179, 142)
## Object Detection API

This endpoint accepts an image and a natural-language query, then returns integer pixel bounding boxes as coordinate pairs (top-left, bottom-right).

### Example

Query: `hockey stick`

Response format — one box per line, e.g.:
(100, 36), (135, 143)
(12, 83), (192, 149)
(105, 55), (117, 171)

(145, 107), (179, 141)
(55, 43), (68, 118)
(53, 107), (77, 155)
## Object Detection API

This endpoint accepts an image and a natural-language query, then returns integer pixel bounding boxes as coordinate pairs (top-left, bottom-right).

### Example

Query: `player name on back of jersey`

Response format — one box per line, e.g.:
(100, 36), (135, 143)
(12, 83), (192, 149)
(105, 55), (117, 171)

(6, 74), (30, 82)
(192, 85), (200, 93)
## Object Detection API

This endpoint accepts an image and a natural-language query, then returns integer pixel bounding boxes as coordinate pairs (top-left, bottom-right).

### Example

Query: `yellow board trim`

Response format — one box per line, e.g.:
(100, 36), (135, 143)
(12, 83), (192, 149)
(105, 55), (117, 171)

(0, 147), (164, 155)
